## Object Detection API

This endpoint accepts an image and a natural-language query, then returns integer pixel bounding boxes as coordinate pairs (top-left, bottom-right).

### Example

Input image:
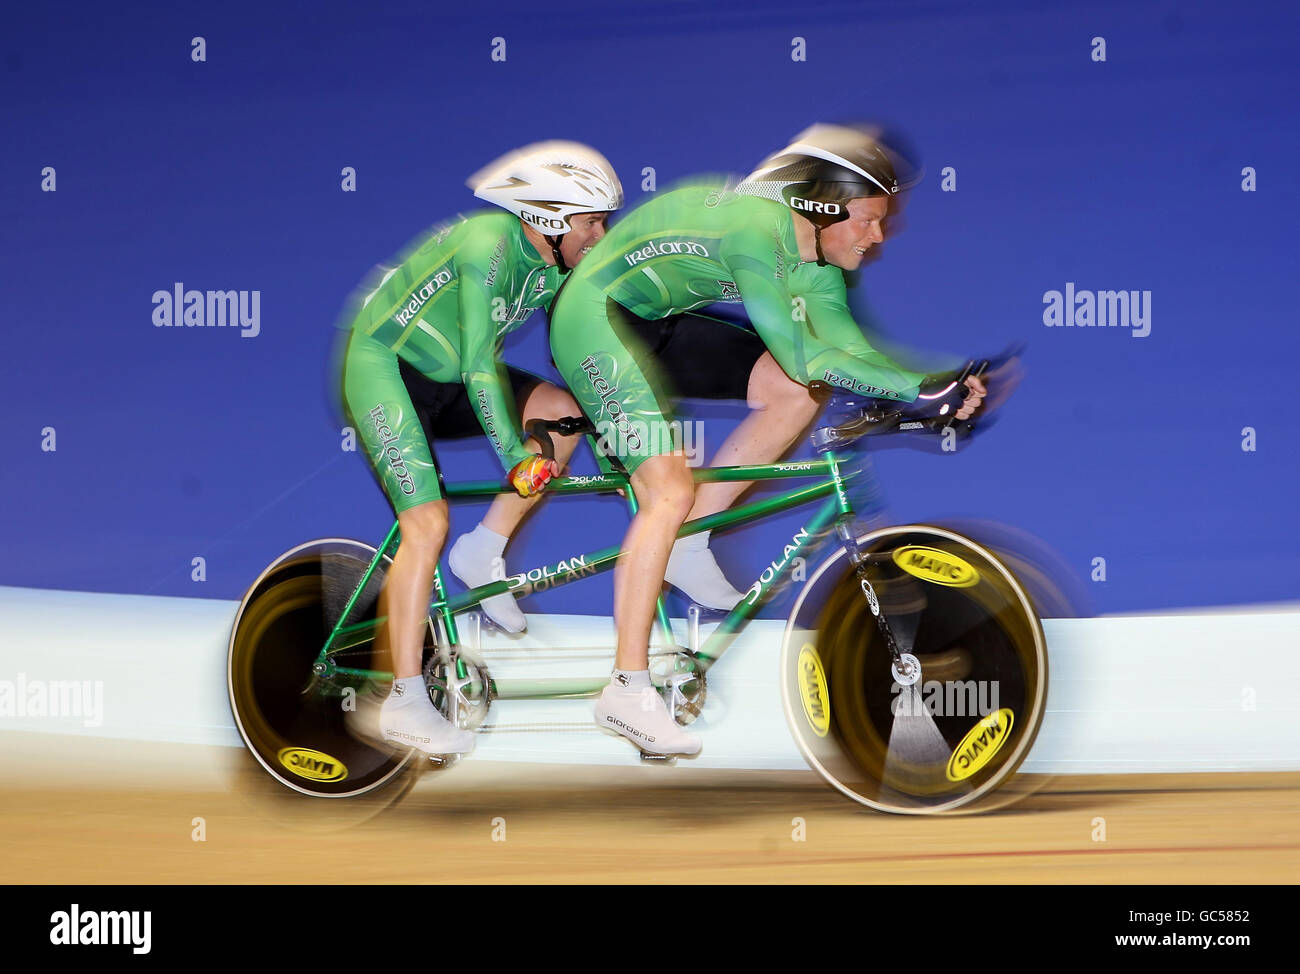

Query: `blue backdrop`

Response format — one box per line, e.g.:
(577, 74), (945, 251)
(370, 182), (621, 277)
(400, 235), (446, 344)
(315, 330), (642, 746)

(3, 0), (1297, 616)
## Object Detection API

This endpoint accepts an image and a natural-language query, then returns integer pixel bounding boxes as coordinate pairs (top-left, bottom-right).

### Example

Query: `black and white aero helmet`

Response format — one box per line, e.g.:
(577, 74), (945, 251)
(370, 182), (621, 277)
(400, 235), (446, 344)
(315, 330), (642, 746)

(469, 141), (623, 271)
(737, 123), (921, 263)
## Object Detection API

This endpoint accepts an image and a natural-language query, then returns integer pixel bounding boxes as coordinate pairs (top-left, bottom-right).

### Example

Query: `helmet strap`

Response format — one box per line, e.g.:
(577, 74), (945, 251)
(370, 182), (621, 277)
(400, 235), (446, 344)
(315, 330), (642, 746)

(545, 234), (571, 274)
(814, 227), (827, 267)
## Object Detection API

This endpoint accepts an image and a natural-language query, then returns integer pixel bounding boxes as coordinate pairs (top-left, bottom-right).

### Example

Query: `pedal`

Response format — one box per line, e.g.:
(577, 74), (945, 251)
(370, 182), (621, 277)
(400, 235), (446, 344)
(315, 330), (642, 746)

(684, 600), (730, 623)
(480, 614), (508, 635)
(663, 585), (732, 626)
(467, 610), (511, 636)
(594, 726), (679, 763)
(372, 736), (461, 770)
(647, 650), (708, 725)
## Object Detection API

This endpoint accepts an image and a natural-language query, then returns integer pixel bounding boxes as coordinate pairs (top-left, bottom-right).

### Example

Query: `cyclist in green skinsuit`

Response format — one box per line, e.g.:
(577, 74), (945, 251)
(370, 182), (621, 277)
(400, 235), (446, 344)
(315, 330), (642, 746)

(549, 124), (988, 756)
(336, 141), (623, 755)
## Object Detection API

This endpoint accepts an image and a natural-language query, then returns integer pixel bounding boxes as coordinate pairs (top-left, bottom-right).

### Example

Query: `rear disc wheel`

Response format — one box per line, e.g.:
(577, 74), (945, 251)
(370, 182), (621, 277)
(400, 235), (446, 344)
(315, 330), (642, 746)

(227, 538), (430, 801)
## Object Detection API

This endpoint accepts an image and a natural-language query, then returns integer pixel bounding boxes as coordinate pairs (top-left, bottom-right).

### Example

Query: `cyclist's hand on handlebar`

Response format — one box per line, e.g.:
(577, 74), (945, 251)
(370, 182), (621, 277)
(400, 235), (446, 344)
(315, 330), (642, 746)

(900, 371), (978, 421)
(977, 348), (1025, 416)
(957, 374), (987, 420)
(508, 455), (560, 497)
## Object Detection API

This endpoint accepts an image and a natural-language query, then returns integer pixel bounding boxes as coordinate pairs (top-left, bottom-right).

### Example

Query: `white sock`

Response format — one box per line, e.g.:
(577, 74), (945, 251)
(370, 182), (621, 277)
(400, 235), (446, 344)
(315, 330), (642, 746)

(664, 531), (743, 610)
(675, 530), (710, 552)
(465, 523), (508, 559)
(611, 669), (651, 690)
(384, 675), (428, 709)
(449, 523), (526, 633)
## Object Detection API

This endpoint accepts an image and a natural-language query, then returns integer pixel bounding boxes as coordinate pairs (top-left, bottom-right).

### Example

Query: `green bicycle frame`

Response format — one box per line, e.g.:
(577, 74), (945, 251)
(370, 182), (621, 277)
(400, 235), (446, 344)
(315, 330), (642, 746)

(317, 451), (866, 699)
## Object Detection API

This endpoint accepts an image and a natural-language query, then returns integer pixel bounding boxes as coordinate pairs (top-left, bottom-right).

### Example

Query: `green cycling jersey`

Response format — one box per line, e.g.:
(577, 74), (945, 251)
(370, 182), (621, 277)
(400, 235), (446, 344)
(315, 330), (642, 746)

(567, 182), (928, 401)
(341, 210), (561, 469)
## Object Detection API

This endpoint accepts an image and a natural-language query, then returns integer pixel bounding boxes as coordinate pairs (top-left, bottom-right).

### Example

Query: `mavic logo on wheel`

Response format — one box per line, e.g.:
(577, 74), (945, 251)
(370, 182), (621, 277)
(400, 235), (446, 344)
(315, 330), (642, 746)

(892, 546), (980, 588)
(277, 746), (348, 782)
(945, 709), (1014, 781)
(797, 644), (830, 737)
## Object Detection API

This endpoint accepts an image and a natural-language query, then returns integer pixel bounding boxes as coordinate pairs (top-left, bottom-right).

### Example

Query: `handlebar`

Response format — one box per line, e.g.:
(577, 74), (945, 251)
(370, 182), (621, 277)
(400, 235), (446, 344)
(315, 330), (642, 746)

(808, 357), (992, 451)
(524, 416), (596, 461)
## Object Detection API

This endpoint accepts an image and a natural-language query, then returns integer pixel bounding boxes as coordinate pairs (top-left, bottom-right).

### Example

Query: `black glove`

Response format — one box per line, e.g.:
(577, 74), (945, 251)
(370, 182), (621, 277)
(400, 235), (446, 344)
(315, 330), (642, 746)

(899, 371), (970, 421)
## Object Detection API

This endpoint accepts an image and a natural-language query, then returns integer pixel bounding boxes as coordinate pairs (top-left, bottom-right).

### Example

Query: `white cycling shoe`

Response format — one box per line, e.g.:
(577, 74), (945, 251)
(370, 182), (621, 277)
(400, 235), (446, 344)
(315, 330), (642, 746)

(594, 683), (702, 757)
(343, 685), (388, 747)
(378, 694), (475, 755)
(448, 529), (527, 633)
(664, 534), (744, 610)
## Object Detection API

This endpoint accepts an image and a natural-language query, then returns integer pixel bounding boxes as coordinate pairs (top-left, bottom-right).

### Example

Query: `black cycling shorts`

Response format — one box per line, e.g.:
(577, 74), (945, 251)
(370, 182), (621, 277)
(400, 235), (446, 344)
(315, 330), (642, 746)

(398, 358), (545, 442)
(605, 302), (768, 403)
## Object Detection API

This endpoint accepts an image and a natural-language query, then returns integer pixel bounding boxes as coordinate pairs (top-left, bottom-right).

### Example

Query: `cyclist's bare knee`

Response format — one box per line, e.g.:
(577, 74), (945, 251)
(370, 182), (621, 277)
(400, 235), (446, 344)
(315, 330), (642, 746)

(395, 500), (450, 555)
(632, 453), (695, 522)
(521, 382), (583, 461)
(521, 381), (580, 422)
(748, 353), (817, 418)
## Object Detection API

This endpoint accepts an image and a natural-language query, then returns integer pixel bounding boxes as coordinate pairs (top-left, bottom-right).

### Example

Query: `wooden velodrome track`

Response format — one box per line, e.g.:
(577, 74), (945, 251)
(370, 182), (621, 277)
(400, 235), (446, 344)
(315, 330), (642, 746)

(2, 733), (1295, 884)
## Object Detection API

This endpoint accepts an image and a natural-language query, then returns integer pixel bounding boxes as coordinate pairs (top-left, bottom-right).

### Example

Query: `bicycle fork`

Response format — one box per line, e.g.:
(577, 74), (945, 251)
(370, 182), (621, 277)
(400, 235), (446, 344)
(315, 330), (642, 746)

(823, 449), (921, 688)
(839, 525), (933, 695)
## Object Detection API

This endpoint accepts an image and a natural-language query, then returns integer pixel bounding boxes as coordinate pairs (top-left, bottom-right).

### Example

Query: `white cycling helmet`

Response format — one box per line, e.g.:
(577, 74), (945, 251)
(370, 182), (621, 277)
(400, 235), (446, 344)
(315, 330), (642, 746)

(469, 140), (623, 238)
